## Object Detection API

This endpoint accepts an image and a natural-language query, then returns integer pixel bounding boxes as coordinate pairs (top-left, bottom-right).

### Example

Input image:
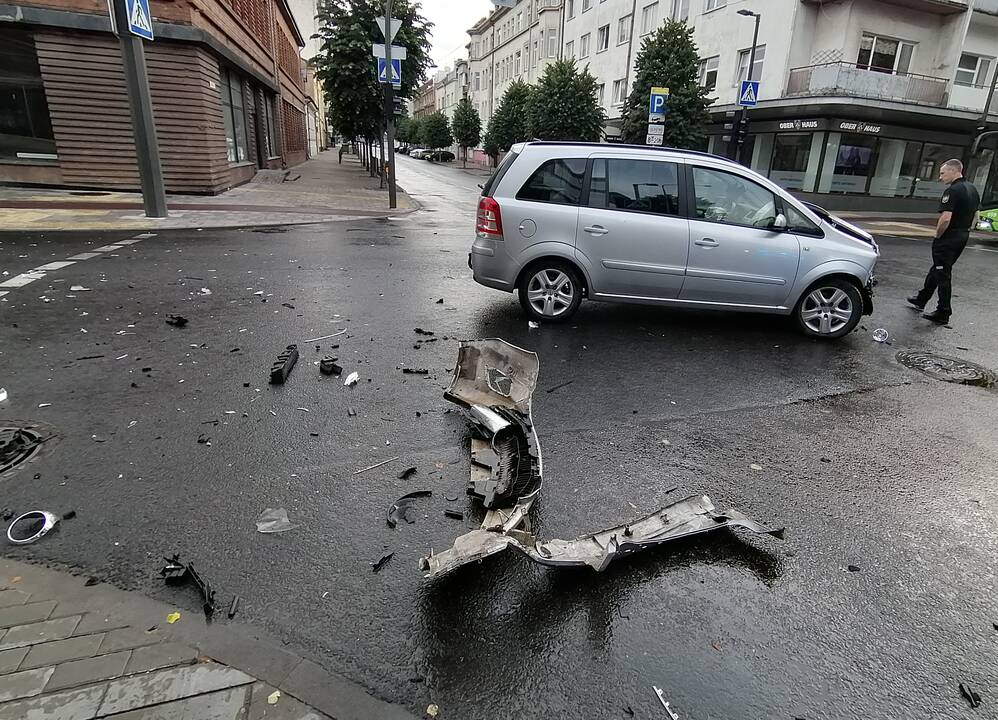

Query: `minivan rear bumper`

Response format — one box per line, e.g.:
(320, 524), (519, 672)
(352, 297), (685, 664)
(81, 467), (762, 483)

(470, 241), (515, 292)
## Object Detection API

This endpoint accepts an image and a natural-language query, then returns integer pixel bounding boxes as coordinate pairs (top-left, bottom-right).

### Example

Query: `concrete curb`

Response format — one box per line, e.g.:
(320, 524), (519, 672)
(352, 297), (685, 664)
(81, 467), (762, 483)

(0, 559), (418, 720)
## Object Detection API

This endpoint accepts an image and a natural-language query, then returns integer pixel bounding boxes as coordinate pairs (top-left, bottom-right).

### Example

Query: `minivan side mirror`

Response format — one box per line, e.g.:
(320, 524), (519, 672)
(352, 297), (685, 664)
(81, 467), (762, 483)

(771, 213), (788, 230)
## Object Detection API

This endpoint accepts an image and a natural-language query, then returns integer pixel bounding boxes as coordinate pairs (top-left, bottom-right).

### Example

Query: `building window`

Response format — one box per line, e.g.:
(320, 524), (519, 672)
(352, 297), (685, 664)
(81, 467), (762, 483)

(533, 40), (539, 67)
(221, 69), (248, 163)
(670, 0), (690, 20)
(583, 0), (592, 11)
(515, 51), (521, 75)
(597, 83), (605, 105)
(956, 53), (992, 87)
(736, 45), (765, 84)
(618, 15), (632, 45)
(548, 29), (558, 58)
(567, 0), (575, 19)
(516, 12), (522, 33)
(566, 40), (575, 58)
(580, 33), (591, 58)
(857, 34), (915, 75)
(597, 25), (610, 53)
(261, 92), (279, 158)
(641, 3), (658, 35)
(698, 55), (719, 91)
(705, 0), (725, 11)
(0, 29), (56, 161)
(474, 72), (480, 91)
(612, 78), (627, 106)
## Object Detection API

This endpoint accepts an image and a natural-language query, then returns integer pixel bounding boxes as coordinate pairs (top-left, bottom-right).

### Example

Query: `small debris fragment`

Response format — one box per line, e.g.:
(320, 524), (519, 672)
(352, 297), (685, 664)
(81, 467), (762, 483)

(165, 315), (188, 328)
(847, 565), (861, 572)
(397, 466), (417, 480)
(320, 357), (342, 376)
(528, 321), (539, 329)
(0, 389), (6, 403)
(267, 691), (281, 705)
(160, 554), (216, 619)
(403, 368), (429, 375)
(445, 494), (458, 502)
(198, 288), (212, 296)
(443, 509), (464, 520)
(344, 372), (359, 387)
(426, 704), (439, 718)
(348, 408), (357, 417)
(269, 345), (299, 384)
(38, 403), (51, 408)
(228, 596), (240, 619)
(84, 577), (99, 587)
(255, 508), (294, 534)
(749, 463), (763, 471)
(309, 432), (319, 437)
(372, 552), (394, 572)
(414, 328), (434, 336)
(354, 456), (399, 475)
(253, 291), (264, 296)
(387, 490), (432, 528)
(304, 330), (346, 343)
(664, 485), (679, 494)
(872, 328), (889, 343)
(281, 303), (295, 309)
(820, 457), (832, 463)
(436, 298), (444, 304)
(546, 380), (574, 393)
(166, 611), (181, 624)
(70, 285), (91, 292)
(959, 682), (982, 708)
(653, 686), (679, 720)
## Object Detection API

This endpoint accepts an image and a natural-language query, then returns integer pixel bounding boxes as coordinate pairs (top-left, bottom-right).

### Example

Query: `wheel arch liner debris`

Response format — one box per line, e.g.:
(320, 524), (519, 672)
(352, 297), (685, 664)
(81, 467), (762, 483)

(420, 340), (783, 579)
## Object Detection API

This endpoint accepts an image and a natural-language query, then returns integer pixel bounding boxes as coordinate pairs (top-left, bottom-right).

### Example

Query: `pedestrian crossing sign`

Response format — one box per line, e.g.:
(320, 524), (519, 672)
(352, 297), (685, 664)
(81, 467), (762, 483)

(126, 0), (154, 40)
(738, 80), (759, 107)
(378, 57), (402, 89)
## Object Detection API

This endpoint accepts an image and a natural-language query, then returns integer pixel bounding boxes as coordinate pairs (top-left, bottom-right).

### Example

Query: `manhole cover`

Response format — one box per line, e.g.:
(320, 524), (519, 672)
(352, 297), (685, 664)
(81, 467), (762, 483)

(0, 422), (57, 476)
(896, 351), (998, 388)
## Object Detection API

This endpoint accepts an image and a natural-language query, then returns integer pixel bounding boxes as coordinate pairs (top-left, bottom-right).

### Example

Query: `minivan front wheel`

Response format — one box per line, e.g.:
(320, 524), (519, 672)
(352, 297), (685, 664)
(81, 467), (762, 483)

(794, 278), (863, 339)
(518, 261), (583, 323)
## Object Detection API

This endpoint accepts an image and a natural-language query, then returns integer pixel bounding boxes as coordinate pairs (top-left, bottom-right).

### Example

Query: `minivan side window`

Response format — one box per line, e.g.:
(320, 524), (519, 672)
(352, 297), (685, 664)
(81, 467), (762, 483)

(516, 158), (586, 205)
(482, 150), (519, 197)
(589, 158), (681, 216)
(692, 167), (778, 229)
(784, 204), (822, 236)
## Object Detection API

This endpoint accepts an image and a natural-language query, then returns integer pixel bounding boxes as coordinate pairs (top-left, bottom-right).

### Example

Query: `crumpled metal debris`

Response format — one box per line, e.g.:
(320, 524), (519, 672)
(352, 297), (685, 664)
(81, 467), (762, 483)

(420, 340), (783, 579)
(160, 554), (216, 619)
(6, 510), (60, 545)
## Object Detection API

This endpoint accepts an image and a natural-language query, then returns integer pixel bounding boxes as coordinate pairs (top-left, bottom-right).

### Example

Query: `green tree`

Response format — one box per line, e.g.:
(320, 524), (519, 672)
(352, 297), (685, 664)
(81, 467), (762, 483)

(313, 1), (432, 147)
(527, 59), (605, 142)
(450, 97), (482, 167)
(397, 116), (420, 146)
(420, 111), (452, 151)
(620, 20), (712, 148)
(489, 80), (533, 152)
(482, 123), (500, 166)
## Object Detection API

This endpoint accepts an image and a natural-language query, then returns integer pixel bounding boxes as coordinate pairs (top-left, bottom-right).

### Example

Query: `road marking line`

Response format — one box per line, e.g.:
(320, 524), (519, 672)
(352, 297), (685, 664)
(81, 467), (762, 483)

(0, 271), (46, 288)
(0, 291), (8, 298)
(115, 238), (145, 245)
(93, 244), (124, 252)
(67, 252), (103, 261)
(34, 261), (76, 271)
(970, 245), (998, 253)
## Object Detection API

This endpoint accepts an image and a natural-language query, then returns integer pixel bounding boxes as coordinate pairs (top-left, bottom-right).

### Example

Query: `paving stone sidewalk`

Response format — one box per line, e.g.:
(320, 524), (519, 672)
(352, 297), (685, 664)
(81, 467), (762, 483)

(0, 560), (416, 720)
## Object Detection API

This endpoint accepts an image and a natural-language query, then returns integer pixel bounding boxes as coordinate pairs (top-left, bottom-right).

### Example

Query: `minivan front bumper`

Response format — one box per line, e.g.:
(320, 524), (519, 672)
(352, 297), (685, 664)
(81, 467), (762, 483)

(862, 275), (875, 315)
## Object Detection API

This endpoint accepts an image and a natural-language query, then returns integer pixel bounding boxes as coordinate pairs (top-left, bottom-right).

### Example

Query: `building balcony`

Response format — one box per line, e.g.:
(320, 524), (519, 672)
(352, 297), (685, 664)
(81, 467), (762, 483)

(803, 0), (969, 15)
(786, 62), (949, 107)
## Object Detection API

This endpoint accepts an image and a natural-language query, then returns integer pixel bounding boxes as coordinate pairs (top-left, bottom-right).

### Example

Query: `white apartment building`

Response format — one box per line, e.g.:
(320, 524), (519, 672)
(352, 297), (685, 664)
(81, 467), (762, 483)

(471, 0), (998, 211)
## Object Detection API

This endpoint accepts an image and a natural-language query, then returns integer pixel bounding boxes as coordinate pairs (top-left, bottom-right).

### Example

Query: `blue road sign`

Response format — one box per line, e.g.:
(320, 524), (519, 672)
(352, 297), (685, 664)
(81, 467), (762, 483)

(648, 86), (669, 121)
(126, 0), (154, 40)
(738, 80), (760, 107)
(378, 57), (402, 88)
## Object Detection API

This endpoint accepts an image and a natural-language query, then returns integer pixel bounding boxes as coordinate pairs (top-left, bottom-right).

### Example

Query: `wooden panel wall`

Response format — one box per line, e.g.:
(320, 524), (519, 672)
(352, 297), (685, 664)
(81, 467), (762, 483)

(33, 30), (235, 193)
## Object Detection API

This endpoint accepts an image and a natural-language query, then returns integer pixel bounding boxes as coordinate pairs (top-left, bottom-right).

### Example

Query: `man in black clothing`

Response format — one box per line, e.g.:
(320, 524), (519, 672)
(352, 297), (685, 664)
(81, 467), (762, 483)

(908, 159), (980, 324)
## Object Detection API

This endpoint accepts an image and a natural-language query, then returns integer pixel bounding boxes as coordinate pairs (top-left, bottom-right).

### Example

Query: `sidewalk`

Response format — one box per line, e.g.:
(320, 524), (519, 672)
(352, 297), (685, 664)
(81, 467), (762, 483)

(0, 150), (412, 232)
(0, 560), (416, 720)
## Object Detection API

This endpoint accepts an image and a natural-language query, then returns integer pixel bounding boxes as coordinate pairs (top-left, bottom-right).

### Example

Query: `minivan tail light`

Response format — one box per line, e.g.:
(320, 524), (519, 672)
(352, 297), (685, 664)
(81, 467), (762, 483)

(476, 197), (504, 238)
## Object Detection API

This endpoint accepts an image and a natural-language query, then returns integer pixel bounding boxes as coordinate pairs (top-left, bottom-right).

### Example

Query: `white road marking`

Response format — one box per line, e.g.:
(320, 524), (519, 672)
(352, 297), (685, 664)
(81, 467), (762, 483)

(115, 238), (145, 245)
(34, 261), (76, 271)
(970, 245), (998, 253)
(67, 252), (103, 261)
(0, 271), (46, 288)
(93, 244), (124, 252)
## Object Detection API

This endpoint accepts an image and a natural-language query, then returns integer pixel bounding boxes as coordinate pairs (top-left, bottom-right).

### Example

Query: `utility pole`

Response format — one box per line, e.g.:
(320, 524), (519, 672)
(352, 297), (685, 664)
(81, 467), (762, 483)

(112, 0), (167, 218)
(384, 0), (397, 208)
(736, 8), (760, 166)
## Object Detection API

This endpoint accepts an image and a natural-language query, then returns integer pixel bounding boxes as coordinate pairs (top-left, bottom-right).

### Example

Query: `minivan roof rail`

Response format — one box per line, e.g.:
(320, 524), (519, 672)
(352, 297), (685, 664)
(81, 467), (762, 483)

(521, 141), (725, 161)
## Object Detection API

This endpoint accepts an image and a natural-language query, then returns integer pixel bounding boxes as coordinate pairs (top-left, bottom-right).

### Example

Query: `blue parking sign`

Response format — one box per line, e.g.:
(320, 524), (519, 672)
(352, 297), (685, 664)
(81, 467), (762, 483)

(648, 86), (669, 121)
(738, 80), (759, 107)
(126, 0), (154, 40)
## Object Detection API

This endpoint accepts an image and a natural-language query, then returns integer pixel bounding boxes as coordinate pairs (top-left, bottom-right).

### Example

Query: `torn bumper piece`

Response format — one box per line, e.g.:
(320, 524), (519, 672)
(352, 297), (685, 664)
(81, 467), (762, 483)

(419, 494), (783, 578)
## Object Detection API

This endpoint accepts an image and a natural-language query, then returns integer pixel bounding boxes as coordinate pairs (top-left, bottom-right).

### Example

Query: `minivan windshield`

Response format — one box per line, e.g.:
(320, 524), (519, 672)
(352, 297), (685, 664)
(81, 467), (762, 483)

(482, 150), (519, 197)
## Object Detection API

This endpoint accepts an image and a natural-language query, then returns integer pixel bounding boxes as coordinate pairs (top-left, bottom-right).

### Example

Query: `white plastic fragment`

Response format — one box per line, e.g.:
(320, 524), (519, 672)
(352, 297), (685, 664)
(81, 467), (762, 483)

(872, 328), (889, 343)
(0, 388), (6, 403)
(70, 285), (91, 292)
(256, 508), (294, 534)
(344, 372), (359, 387)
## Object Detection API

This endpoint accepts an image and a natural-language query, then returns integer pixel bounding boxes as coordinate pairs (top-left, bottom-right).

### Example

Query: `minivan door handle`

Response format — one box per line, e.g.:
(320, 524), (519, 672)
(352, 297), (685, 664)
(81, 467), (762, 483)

(584, 225), (609, 236)
(695, 238), (719, 247)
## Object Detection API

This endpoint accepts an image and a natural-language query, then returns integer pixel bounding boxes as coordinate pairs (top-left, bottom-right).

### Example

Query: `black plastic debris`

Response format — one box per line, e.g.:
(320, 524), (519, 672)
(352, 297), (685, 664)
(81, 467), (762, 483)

(281, 303), (295, 309)
(84, 577), (99, 587)
(402, 368), (429, 375)
(443, 509), (464, 520)
(445, 494), (458, 502)
(320, 357), (342, 376)
(159, 554), (216, 619)
(436, 298), (444, 304)
(269, 345), (299, 384)
(165, 315), (188, 328)
(397, 467), (417, 480)
(847, 565), (861, 572)
(372, 552), (394, 572)
(546, 380), (574, 394)
(62, 510), (77, 521)
(960, 683), (982, 708)
(348, 408), (357, 417)
(0, 508), (13, 522)
(387, 491), (432, 529)
(414, 328), (434, 336)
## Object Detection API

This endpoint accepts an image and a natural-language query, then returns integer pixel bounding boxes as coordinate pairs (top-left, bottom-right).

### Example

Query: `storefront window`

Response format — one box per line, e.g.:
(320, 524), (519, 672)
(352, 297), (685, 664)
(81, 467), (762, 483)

(912, 143), (963, 198)
(770, 134), (822, 192)
(818, 133), (877, 194)
(0, 29), (56, 161)
(869, 138), (921, 197)
(750, 134), (773, 176)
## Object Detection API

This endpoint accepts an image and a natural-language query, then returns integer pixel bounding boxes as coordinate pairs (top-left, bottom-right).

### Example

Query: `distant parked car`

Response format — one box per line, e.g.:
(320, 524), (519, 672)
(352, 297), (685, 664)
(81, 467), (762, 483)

(426, 150), (455, 162)
(409, 148), (429, 159)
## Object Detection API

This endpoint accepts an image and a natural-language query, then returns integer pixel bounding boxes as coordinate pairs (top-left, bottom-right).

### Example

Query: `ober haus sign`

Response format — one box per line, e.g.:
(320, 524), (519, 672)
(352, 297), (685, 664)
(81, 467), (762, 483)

(778, 120), (819, 131)
(838, 121), (882, 134)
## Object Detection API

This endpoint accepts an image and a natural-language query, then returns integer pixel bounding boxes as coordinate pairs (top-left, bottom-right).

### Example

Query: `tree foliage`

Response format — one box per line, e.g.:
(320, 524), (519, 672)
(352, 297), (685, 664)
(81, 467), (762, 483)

(420, 111), (453, 150)
(489, 80), (533, 152)
(526, 59), (605, 142)
(482, 123), (500, 164)
(450, 97), (481, 166)
(313, 0), (432, 142)
(397, 116), (421, 146)
(620, 20), (712, 148)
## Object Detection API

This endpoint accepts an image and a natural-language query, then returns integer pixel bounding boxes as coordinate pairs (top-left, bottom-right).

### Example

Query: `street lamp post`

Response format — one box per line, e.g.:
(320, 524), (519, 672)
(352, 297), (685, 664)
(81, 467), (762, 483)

(736, 8), (760, 166)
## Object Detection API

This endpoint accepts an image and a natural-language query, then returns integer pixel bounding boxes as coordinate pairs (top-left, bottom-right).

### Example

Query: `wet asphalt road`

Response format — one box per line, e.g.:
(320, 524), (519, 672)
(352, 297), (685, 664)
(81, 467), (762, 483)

(2, 155), (998, 720)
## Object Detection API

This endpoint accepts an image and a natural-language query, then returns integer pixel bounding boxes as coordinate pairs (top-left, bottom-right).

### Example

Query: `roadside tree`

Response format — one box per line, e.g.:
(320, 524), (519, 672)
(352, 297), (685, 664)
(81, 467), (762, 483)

(451, 97), (482, 168)
(527, 59), (605, 142)
(489, 80), (533, 152)
(420, 111), (453, 153)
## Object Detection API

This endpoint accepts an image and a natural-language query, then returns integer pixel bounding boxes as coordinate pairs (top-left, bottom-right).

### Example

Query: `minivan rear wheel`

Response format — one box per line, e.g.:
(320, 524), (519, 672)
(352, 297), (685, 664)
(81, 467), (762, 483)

(794, 278), (863, 339)
(518, 261), (583, 323)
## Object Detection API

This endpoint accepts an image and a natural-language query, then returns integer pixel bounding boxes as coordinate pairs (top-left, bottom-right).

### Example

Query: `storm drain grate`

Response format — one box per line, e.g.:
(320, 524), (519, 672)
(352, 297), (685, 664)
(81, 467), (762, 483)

(0, 427), (45, 474)
(896, 351), (998, 388)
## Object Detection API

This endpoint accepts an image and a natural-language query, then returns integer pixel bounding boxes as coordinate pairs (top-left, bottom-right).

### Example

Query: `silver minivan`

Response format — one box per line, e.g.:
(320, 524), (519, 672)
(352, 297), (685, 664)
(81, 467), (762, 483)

(471, 142), (879, 339)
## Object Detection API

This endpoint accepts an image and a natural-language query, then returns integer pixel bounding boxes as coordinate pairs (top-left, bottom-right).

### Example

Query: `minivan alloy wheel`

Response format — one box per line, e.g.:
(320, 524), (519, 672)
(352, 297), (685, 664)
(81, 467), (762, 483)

(526, 269), (575, 318)
(800, 286), (854, 335)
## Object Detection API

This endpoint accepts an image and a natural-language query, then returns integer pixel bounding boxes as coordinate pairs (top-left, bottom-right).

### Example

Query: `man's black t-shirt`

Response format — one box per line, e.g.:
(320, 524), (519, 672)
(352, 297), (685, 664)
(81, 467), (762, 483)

(939, 178), (981, 233)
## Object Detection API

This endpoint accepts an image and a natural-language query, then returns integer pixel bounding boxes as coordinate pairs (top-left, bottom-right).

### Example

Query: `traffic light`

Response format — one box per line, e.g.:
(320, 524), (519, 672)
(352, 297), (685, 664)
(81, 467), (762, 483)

(733, 109), (750, 146)
(392, 95), (405, 116)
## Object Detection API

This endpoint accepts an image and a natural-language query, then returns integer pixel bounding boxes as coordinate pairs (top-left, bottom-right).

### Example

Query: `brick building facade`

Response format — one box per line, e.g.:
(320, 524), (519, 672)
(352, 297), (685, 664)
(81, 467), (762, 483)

(0, 0), (311, 194)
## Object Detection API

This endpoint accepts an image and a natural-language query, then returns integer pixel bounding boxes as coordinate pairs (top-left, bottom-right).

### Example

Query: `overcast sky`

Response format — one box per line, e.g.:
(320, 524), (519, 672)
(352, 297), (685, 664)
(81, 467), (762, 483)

(421, 0), (493, 71)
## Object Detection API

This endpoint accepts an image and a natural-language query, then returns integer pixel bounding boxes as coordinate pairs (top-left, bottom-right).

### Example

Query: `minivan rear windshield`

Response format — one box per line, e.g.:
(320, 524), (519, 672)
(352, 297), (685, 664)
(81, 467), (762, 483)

(482, 151), (519, 197)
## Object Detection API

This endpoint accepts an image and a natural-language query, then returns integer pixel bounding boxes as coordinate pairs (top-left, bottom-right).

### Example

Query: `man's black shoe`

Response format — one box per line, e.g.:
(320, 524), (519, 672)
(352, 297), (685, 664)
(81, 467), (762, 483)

(922, 311), (950, 325)
(906, 296), (925, 310)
